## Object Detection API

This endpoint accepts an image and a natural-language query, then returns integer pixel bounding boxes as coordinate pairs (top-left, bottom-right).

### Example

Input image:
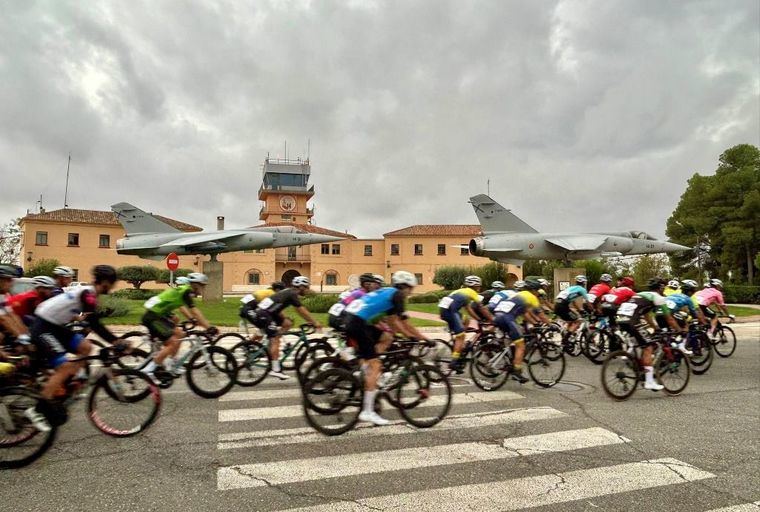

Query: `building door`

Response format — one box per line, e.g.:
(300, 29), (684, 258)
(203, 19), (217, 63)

(287, 246), (297, 261)
(281, 269), (301, 286)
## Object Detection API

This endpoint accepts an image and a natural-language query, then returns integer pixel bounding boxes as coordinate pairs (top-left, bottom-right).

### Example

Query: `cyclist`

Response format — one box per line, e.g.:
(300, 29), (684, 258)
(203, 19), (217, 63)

(239, 281), (286, 340)
(656, 279), (706, 355)
(52, 266), (76, 296)
(586, 274), (613, 313)
(487, 281), (519, 312)
(599, 276), (636, 329)
(6, 276), (57, 326)
(0, 265), (30, 346)
(554, 275), (589, 335)
(615, 277), (676, 392)
(328, 273), (383, 331)
(344, 270), (431, 425)
(480, 281), (506, 306)
(535, 278), (553, 311)
(664, 279), (681, 297)
(491, 279), (550, 383)
(141, 272), (218, 380)
(695, 279), (733, 338)
(26, 265), (122, 431)
(438, 276), (494, 373)
(252, 276), (322, 379)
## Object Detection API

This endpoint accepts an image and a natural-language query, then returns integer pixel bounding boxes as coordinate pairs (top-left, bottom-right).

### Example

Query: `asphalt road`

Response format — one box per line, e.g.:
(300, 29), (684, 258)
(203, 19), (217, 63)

(2, 323), (758, 512)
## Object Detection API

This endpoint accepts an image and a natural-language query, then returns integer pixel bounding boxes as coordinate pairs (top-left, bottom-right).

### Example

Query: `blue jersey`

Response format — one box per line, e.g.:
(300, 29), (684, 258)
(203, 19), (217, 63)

(660, 293), (697, 316)
(556, 285), (588, 303)
(487, 290), (517, 312)
(345, 287), (405, 324)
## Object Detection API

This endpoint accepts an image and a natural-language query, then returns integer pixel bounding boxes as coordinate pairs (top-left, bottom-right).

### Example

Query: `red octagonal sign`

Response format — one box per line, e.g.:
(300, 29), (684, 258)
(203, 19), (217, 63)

(166, 252), (180, 271)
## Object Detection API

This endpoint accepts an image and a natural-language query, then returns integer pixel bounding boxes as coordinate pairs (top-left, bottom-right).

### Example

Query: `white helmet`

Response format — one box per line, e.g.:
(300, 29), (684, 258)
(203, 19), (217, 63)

(537, 278), (551, 288)
(292, 276), (310, 287)
(187, 272), (208, 284)
(575, 275), (588, 285)
(709, 278), (724, 289)
(175, 276), (190, 285)
(53, 266), (75, 278)
(491, 281), (506, 290)
(464, 275), (482, 287)
(391, 270), (417, 287)
(373, 274), (386, 285)
(600, 274), (613, 283)
(32, 276), (56, 288)
(513, 280), (526, 290)
(667, 279), (680, 289)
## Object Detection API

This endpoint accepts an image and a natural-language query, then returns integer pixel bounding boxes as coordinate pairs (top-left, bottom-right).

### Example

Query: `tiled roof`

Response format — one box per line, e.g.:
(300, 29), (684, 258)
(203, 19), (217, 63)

(383, 224), (483, 237)
(22, 208), (202, 232)
(256, 222), (356, 239)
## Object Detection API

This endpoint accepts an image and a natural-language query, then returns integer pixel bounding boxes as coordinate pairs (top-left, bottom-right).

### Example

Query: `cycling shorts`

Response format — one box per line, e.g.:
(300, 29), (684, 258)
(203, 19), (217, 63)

(619, 322), (652, 347)
(493, 314), (523, 341)
(554, 300), (579, 322)
(440, 308), (465, 335)
(344, 314), (384, 359)
(699, 305), (716, 319)
(29, 319), (85, 369)
(142, 310), (176, 342)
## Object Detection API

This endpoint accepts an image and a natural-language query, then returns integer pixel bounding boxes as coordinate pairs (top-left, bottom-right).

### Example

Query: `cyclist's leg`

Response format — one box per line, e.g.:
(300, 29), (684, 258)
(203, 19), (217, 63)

(347, 317), (387, 425)
(442, 310), (466, 369)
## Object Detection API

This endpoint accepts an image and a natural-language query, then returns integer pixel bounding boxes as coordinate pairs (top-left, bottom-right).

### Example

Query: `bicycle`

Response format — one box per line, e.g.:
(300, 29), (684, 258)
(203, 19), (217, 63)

(601, 331), (691, 401)
(685, 321), (713, 375)
(1, 345), (161, 469)
(582, 315), (625, 365)
(428, 322), (494, 377)
(710, 316), (737, 358)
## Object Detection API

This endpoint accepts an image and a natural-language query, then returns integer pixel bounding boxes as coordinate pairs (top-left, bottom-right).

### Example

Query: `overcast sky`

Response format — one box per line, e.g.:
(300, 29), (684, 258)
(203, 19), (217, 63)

(2, 0), (758, 239)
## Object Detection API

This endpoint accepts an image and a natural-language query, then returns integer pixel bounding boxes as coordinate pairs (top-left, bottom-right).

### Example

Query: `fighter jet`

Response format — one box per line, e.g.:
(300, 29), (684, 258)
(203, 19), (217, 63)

(111, 202), (343, 260)
(465, 194), (689, 265)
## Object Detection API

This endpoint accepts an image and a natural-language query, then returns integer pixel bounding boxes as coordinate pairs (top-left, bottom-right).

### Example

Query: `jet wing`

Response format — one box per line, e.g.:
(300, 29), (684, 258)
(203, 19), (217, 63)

(159, 231), (249, 248)
(545, 235), (609, 252)
(451, 245), (521, 252)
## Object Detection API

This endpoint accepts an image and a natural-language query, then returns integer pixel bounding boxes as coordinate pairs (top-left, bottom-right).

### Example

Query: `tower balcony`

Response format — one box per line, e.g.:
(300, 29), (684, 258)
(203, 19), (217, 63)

(258, 184), (315, 200)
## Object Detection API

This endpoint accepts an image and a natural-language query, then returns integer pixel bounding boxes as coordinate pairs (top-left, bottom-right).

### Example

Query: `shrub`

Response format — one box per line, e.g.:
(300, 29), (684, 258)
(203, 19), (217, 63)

(96, 296), (132, 318)
(302, 293), (340, 313)
(24, 258), (60, 277)
(433, 266), (469, 290)
(117, 266), (160, 289)
(112, 288), (161, 300)
(723, 285), (760, 304)
(409, 290), (451, 303)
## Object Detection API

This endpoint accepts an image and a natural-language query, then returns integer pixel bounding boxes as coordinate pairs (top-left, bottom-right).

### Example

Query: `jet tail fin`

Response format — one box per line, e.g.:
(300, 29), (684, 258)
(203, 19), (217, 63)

(469, 194), (538, 234)
(111, 202), (181, 235)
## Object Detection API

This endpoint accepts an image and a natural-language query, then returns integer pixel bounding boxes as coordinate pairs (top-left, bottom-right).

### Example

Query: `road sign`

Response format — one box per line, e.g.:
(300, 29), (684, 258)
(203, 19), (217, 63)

(166, 253), (179, 271)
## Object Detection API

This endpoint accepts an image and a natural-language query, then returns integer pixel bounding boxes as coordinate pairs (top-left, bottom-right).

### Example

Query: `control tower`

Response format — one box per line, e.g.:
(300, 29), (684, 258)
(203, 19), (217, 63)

(258, 157), (315, 225)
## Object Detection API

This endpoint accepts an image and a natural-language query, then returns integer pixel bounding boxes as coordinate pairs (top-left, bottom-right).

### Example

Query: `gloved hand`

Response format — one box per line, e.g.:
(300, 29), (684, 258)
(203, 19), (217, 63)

(207, 326), (219, 336)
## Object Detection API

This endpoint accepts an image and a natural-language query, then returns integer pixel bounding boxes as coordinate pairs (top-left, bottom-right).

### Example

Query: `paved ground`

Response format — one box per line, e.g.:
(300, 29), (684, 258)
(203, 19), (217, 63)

(2, 324), (758, 512)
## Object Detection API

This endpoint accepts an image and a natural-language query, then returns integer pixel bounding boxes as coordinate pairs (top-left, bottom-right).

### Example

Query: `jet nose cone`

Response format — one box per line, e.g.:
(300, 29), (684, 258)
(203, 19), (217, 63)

(664, 242), (690, 252)
(308, 233), (345, 244)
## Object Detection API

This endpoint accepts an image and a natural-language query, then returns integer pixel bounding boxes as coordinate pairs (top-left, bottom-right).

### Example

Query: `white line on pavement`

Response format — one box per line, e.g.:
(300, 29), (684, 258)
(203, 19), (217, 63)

(219, 382), (472, 402)
(217, 427), (627, 490)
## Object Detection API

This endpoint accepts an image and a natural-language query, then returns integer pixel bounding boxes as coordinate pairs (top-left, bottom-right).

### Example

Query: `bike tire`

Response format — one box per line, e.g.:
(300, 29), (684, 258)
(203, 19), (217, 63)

(713, 326), (737, 358)
(231, 340), (271, 387)
(396, 364), (451, 428)
(186, 347), (237, 398)
(0, 387), (58, 469)
(212, 332), (247, 349)
(302, 368), (361, 436)
(469, 343), (509, 392)
(88, 370), (161, 437)
(583, 331), (608, 365)
(296, 342), (335, 384)
(600, 350), (639, 401)
(689, 333), (713, 375)
(527, 342), (565, 388)
(117, 332), (154, 369)
(656, 347), (691, 396)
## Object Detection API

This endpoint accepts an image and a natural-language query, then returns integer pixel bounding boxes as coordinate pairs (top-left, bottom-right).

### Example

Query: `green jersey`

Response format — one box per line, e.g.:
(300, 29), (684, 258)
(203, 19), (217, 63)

(144, 285), (195, 316)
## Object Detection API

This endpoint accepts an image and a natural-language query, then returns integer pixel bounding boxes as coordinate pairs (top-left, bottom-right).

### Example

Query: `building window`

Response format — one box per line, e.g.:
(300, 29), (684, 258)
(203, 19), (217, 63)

(67, 233), (79, 247)
(390, 244), (399, 256)
(460, 244), (469, 256)
(364, 245), (373, 257)
(255, 249), (265, 254)
(325, 271), (338, 286)
(281, 215), (293, 221)
(99, 234), (110, 248)
(437, 244), (446, 256)
(321, 244), (329, 255)
(414, 244), (423, 256)
(246, 269), (261, 285)
(72, 269), (79, 280)
(331, 244), (341, 255)
(35, 231), (48, 246)
(414, 273), (423, 285)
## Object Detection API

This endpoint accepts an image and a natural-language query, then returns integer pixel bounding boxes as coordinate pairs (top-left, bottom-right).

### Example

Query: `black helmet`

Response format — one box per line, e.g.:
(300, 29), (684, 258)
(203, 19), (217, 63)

(93, 265), (117, 284)
(523, 279), (542, 290)
(359, 273), (377, 284)
(0, 265), (17, 278)
(680, 279), (698, 293)
(647, 277), (666, 290)
(271, 281), (285, 291)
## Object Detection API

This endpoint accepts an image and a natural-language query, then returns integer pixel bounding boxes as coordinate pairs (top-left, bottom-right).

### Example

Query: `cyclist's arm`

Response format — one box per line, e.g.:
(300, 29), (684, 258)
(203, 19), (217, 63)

(464, 303), (482, 323)
(644, 312), (658, 331)
(477, 303), (494, 322)
(187, 306), (211, 330)
(294, 306), (321, 329)
(0, 311), (28, 337)
(177, 305), (196, 322)
(385, 314), (428, 342)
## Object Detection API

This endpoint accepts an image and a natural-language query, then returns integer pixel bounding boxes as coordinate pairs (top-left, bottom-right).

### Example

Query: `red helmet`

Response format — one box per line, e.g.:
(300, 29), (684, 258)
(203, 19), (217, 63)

(619, 276), (634, 288)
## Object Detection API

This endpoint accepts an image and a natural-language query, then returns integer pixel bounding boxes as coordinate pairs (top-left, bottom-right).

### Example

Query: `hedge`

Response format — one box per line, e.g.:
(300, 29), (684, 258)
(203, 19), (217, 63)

(112, 289), (161, 300)
(723, 285), (760, 304)
(96, 296), (132, 317)
(302, 293), (340, 313)
(408, 290), (451, 303)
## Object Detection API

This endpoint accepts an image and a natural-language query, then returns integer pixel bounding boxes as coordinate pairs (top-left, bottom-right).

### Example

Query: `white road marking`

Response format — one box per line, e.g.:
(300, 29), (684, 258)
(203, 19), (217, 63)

(218, 390), (524, 422)
(217, 427), (627, 490)
(277, 458), (715, 511)
(217, 407), (568, 449)
(219, 382), (471, 402)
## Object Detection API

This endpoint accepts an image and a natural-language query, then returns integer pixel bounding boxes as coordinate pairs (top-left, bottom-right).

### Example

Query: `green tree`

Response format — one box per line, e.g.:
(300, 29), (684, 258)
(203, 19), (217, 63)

(667, 144), (760, 284)
(631, 255), (670, 290)
(156, 268), (192, 284)
(117, 265), (160, 289)
(24, 258), (60, 277)
(433, 266), (470, 290)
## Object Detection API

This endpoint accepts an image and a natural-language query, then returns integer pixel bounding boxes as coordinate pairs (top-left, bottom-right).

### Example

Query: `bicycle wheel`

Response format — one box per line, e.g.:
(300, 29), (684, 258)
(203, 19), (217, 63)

(302, 368), (361, 436)
(301, 356), (350, 389)
(117, 332), (153, 369)
(428, 339), (453, 378)
(0, 387), (58, 469)
(396, 364), (451, 428)
(601, 350), (639, 401)
(656, 348), (691, 396)
(583, 331), (609, 365)
(212, 332), (246, 350)
(469, 342), (509, 391)
(88, 370), (161, 437)
(231, 340), (271, 387)
(563, 333), (583, 357)
(713, 326), (737, 358)
(526, 342), (566, 388)
(186, 347), (237, 398)
(296, 342), (335, 384)
(689, 333), (714, 375)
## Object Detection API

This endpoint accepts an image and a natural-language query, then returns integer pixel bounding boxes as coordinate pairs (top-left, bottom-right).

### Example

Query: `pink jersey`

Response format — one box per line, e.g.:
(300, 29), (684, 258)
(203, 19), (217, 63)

(695, 287), (724, 307)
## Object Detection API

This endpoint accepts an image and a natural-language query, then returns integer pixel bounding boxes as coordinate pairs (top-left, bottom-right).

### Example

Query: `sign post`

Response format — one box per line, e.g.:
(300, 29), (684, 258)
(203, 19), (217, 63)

(166, 252), (179, 287)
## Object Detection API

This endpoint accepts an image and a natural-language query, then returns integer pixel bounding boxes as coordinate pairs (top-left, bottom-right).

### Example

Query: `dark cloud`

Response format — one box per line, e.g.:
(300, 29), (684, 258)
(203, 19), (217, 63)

(1, 0), (758, 240)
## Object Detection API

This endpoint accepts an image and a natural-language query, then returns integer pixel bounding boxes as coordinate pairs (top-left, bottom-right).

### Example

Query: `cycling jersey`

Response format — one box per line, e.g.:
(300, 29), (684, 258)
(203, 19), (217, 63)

(36, 286), (98, 325)
(256, 288), (302, 316)
(487, 289), (517, 312)
(492, 291), (540, 319)
(663, 288), (680, 297)
(587, 283), (611, 303)
(616, 292), (667, 324)
(345, 287), (405, 325)
(327, 289), (368, 325)
(659, 293), (697, 316)
(240, 288), (277, 323)
(555, 285), (588, 303)
(144, 285), (195, 316)
(6, 290), (44, 318)
(438, 287), (482, 312)
(695, 288), (725, 307)
(480, 289), (497, 306)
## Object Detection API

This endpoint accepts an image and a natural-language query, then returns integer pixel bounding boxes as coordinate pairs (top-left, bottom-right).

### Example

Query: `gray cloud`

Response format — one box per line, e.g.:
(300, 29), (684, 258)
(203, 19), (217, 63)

(1, 0), (758, 240)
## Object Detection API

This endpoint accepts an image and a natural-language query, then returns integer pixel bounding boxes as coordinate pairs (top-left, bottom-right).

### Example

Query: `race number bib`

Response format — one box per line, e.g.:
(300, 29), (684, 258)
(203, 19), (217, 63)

(437, 296), (454, 309)
(240, 294), (255, 305)
(617, 302), (638, 316)
(601, 293), (617, 304)
(495, 301), (516, 314)
(257, 297), (274, 310)
(665, 300), (677, 311)
(586, 293), (597, 303)
(328, 303), (346, 316)
(345, 299), (365, 314)
(144, 296), (161, 309)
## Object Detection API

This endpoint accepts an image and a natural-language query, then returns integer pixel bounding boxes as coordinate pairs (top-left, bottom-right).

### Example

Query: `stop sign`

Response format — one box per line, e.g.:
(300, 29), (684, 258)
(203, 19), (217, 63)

(166, 253), (180, 271)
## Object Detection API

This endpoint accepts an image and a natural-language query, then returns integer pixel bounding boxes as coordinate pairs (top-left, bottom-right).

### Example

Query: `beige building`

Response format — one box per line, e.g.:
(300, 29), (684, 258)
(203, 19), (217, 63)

(19, 158), (521, 293)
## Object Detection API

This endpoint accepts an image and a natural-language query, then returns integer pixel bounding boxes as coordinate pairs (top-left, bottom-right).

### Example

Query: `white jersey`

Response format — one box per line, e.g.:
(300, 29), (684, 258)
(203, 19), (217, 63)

(35, 286), (95, 326)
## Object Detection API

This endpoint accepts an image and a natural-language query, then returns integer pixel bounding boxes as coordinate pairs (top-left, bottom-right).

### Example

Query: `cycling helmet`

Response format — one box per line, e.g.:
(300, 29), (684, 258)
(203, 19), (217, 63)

(391, 270), (417, 287)
(491, 281), (506, 290)
(464, 275), (482, 287)
(647, 277), (666, 290)
(523, 279), (542, 290)
(599, 274), (613, 283)
(53, 266), (76, 278)
(513, 280), (526, 290)
(667, 279), (680, 289)
(373, 274), (385, 285)
(575, 275), (588, 285)
(0, 265), (16, 279)
(709, 278), (724, 289)
(32, 276), (56, 288)
(359, 273), (376, 284)
(619, 276), (634, 288)
(292, 276), (310, 287)
(187, 272), (209, 284)
(93, 265), (117, 284)
(537, 278), (551, 288)
(680, 279), (698, 293)
(271, 281), (286, 291)
(175, 276), (190, 285)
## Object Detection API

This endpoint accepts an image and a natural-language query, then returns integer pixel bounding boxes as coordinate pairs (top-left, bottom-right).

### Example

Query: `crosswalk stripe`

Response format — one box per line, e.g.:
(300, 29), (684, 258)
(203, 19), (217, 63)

(219, 382), (471, 402)
(277, 457), (714, 511)
(217, 406), (568, 449)
(217, 427), (627, 490)
(705, 503), (760, 512)
(218, 390), (524, 422)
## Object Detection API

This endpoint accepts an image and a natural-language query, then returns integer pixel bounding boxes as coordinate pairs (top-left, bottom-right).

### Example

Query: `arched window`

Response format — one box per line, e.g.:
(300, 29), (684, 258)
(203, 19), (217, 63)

(325, 270), (339, 286)
(245, 268), (262, 285)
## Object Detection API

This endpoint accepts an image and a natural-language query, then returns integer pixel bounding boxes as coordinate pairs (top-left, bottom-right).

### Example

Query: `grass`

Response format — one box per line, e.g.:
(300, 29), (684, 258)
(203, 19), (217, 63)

(102, 299), (445, 328)
(727, 305), (759, 317)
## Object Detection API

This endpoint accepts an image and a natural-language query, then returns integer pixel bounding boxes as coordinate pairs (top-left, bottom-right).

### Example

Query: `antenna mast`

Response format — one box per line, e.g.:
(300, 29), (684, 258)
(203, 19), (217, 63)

(487, 178), (490, 196)
(64, 153), (71, 208)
